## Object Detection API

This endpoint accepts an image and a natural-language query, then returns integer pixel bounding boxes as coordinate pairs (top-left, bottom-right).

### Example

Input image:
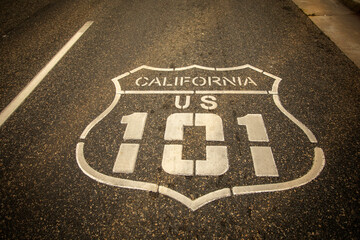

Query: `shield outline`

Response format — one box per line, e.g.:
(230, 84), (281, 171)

(76, 64), (325, 211)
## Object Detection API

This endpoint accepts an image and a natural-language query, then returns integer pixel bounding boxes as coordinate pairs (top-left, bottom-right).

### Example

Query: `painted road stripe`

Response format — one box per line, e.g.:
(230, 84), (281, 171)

(0, 21), (94, 127)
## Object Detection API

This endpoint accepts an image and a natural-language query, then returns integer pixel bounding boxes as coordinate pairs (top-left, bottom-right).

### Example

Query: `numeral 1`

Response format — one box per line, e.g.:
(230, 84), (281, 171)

(112, 113), (147, 173)
(237, 114), (278, 177)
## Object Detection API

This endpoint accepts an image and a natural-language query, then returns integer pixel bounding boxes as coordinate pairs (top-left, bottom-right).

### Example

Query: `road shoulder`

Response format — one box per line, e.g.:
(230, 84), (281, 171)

(293, 0), (360, 68)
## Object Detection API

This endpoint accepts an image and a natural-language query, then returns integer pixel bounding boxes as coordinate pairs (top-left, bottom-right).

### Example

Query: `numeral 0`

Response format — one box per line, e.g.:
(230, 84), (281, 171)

(162, 113), (228, 176)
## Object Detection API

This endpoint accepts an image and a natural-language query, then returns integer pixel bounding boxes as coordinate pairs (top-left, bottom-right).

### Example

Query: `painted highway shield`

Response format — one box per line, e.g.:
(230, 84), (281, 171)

(76, 65), (325, 211)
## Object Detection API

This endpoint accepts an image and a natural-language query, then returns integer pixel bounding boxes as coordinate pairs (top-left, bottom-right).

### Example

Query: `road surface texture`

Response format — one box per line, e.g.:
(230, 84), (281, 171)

(1, 0), (359, 239)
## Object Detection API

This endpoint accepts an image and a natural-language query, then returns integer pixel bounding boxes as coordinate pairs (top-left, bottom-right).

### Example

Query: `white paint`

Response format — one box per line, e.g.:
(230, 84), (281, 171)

(129, 65), (147, 73)
(121, 90), (268, 95)
(233, 147), (325, 195)
(135, 77), (149, 87)
(111, 72), (130, 82)
(174, 65), (216, 71)
(250, 146), (279, 177)
(196, 146), (229, 176)
(159, 186), (231, 211)
(195, 90), (268, 95)
(76, 142), (158, 192)
(273, 95), (317, 143)
(80, 94), (120, 139)
(133, 76), (257, 88)
(216, 65), (251, 71)
(80, 75), (123, 139)
(244, 77), (257, 86)
(121, 112), (147, 140)
(237, 114), (278, 177)
(263, 71), (280, 80)
(175, 95), (191, 109)
(0, 21), (94, 127)
(142, 66), (174, 71)
(263, 72), (281, 94)
(247, 65), (263, 73)
(162, 145), (229, 176)
(77, 143), (324, 211)
(216, 64), (263, 73)
(200, 96), (217, 110)
(164, 113), (193, 141)
(112, 113), (147, 174)
(113, 144), (139, 173)
(129, 65), (173, 74)
(162, 113), (227, 176)
(195, 113), (224, 141)
(77, 64), (325, 211)
(162, 145), (194, 175)
(123, 90), (194, 95)
(237, 114), (269, 142)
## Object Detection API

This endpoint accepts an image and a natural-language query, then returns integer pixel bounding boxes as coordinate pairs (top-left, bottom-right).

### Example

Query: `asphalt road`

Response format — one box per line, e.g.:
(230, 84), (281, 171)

(1, 0), (359, 239)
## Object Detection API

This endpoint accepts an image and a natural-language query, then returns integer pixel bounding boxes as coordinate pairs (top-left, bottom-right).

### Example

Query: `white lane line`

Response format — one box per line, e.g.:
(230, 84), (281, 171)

(0, 21), (94, 127)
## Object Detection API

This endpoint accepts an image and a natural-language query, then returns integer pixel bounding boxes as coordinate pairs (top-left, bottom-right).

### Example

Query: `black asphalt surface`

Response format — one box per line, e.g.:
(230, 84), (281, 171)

(1, 0), (359, 239)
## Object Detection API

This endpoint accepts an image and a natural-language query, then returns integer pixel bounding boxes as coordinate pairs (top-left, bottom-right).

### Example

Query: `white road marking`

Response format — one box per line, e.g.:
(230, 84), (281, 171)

(216, 65), (252, 71)
(117, 90), (268, 95)
(195, 113), (224, 141)
(232, 147), (325, 195)
(77, 142), (324, 210)
(216, 64), (263, 73)
(162, 113), (228, 176)
(111, 72), (130, 82)
(250, 146), (279, 177)
(76, 142), (158, 192)
(80, 94), (120, 139)
(196, 146), (229, 176)
(237, 114), (269, 142)
(200, 95), (217, 110)
(77, 64), (324, 210)
(237, 114), (278, 177)
(158, 186), (232, 211)
(273, 94), (318, 143)
(129, 65), (174, 73)
(164, 113), (193, 141)
(195, 90), (268, 95)
(111, 113), (147, 173)
(123, 90), (194, 95)
(121, 112), (147, 140)
(0, 21), (94, 127)
(162, 144), (194, 175)
(113, 144), (139, 173)
(175, 65), (216, 71)
(175, 95), (191, 109)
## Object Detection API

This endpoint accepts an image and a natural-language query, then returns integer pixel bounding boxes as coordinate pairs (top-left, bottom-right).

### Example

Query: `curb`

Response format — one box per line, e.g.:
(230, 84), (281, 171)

(339, 0), (360, 12)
